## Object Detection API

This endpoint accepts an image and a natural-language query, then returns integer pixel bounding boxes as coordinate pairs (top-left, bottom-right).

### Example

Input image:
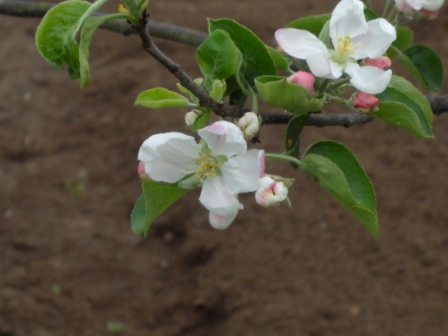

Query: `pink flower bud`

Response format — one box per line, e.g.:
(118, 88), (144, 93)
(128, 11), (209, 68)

(236, 112), (260, 139)
(354, 92), (380, 112)
(364, 56), (391, 70)
(138, 161), (150, 180)
(255, 176), (288, 207)
(419, 8), (439, 19)
(287, 71), (315, 94)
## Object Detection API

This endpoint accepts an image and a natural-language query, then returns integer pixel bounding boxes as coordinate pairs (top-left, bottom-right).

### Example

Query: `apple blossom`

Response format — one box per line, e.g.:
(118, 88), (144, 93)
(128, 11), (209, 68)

(395, 0), (444, 12)
(353, 92), (380, 112)
(255, 176), (289, 207)
(275, 0), (396, 94)
(287, 71), (315, 93)
(236, 112), (260, 139)
(138, 121), (264, 230)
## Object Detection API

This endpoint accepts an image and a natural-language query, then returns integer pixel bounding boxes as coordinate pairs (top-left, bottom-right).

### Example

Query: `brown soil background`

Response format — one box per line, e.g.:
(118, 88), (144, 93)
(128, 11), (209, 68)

(1, 1), (448, 335)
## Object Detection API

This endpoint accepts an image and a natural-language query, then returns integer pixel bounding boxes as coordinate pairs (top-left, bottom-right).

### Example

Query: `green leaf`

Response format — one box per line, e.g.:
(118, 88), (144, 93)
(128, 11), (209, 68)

(285, 14), (331, 37)
(135, 88), (191, 109)
(79, 14), (126, 88)
(192, 109), (211, 132)
(363, 8), (379, 21)
(398, 45), (443, 92)
(300, 141), (378, 237)
(387, 26), (413, 58)
(375, 75), (433, 138)
(209, 19), (277, 94)
(130, 194), (146, 236)
(284, 115), (309, 170)
(36, 1), (92, 79)
(266, 46), (290, 71)
(131, 181), (188, 237)
(196, 29), (241, 80)
(255, 75), (324, 114)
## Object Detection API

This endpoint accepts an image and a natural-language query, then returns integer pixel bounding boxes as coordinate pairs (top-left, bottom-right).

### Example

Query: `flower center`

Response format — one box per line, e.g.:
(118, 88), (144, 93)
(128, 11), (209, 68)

(333, 36), (356, 64)
(192, 152), (221, 182)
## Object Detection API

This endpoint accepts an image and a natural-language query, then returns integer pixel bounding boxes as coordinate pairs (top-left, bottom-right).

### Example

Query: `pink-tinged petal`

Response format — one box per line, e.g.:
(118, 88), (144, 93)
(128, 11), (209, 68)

(221, 149), (263, 194)
(421, 0), (444, 10)
(259, 150), (265, 176)
(345, 64), (392, 94)
(351, 19), (396, 60)
(353, 92), (380, 111)
(287, 71), (315, 93)
(209, 211), (238, 230)
(306, 51), (338, 79)
(364, 56), (392, 70)
(330, 0), (367, 44)
(255, 176), (288, 207)
(199, 177), (243, 229)
(198, 121), (246, 157)
(138, 132), (201, 183)
(275, 28), (328, 60)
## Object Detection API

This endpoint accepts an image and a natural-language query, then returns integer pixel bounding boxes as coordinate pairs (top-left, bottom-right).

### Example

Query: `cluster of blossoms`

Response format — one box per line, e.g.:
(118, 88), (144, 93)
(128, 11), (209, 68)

(138, 119), (289, 230)
(275, 0), (398, 113)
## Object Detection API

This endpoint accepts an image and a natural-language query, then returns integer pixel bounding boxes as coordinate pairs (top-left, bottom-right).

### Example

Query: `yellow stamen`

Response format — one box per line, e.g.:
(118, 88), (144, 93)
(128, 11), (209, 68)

(192, 152), (221, 182)
(334, 36), (357, 64)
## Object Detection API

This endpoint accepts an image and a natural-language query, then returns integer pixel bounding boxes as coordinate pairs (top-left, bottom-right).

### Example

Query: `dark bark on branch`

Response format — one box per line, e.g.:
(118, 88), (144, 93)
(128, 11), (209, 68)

(0, 0), (207, 45)
(1, 0), (447, 126)
(134, 18), (242, 118)
(261, 112), (374, 127)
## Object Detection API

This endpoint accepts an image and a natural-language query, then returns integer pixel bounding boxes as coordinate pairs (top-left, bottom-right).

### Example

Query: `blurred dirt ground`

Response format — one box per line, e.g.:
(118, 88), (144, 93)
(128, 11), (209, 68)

(1, 0), (448, 335)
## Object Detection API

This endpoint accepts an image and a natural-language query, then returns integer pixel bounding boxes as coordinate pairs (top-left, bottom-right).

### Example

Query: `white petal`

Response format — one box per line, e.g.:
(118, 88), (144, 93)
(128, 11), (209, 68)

(199, 177), (243, 229)
(275, 28), (328, 60)
(198, 121), (246, 157)
(138, 132), (200, 183)
(351, 19), (396, 60)
(208, 211), (238, 230)
(404, 0), (423, 9)
(421, 0), (445, 10)
(345, 64), (392, 94)
(306, 51), (339, 79)
(330, 0), (367, 45)
(221, 149), (263, 194)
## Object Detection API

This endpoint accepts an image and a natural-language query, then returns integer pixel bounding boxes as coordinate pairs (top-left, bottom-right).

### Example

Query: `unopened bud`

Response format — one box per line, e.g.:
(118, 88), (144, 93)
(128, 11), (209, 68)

(236, 112), (260, 139)
(287, 71), (315, 94)
(353, 92), (380, 112)
(418, 8), (439, 19)
(185, 110), (201, 126)
(364, 56), (391, 70)
(255, 176), (288, 207)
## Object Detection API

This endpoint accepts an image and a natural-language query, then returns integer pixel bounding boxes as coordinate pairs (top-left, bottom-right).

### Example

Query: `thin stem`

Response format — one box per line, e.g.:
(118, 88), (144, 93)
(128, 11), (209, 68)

(134, 17), (242, 118)
(326, 77), (351, 92)
(265, 153), (302, 166)
(382, 0), (395, 19)
(251, 93), (258, 113)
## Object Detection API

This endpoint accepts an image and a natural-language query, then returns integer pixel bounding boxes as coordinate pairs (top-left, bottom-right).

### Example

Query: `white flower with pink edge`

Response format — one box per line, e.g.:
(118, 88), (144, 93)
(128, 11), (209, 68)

(275, 0), (396, 94)
(138, 121), (264, 230)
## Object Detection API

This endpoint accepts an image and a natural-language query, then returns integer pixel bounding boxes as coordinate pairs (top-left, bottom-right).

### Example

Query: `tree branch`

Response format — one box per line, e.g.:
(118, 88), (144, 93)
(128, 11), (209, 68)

(1, 0), (447, 127)
(0, 0), (207, 45)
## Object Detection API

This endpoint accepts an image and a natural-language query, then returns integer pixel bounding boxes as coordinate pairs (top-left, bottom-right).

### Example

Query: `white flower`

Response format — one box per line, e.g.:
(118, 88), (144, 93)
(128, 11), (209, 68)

(255, 176), (288, 207)
(275, 0), (396, 94)
(395, 0), (444, 11)
(138, 121), (264, 230)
